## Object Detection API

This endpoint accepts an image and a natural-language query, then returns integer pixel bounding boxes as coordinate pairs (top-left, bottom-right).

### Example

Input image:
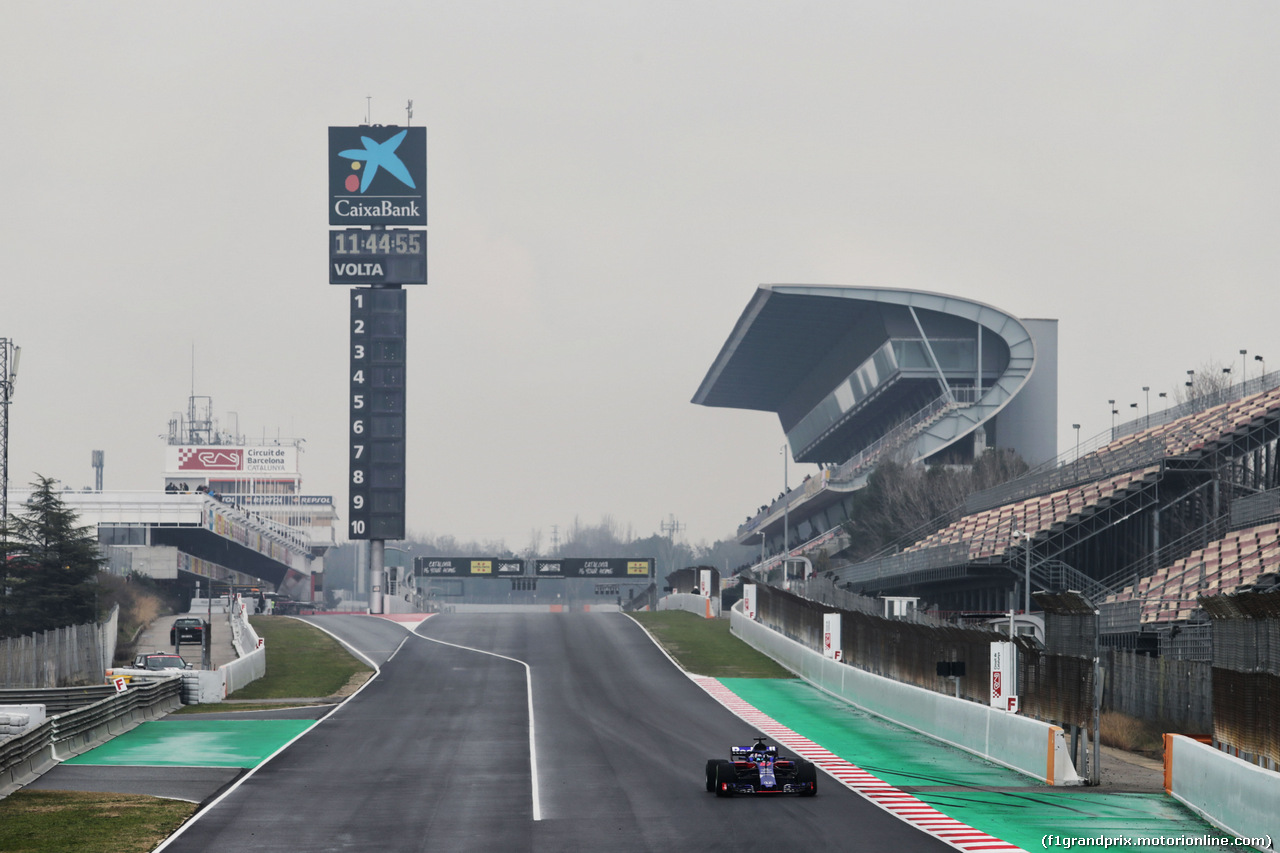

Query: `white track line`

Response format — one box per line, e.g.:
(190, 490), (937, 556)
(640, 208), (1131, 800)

(152, 620), (403, 851)
(410, 630), (542, 822)
(691, 676), (1027, 853)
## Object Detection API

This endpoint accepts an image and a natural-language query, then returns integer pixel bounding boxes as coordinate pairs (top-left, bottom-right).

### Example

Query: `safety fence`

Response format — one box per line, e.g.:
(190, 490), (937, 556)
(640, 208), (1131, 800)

(0, 606), (119, 688)
(1105, 652), (1212, 733)
(1201, 590), (1280, 769)
(750, 582), (1085, 716)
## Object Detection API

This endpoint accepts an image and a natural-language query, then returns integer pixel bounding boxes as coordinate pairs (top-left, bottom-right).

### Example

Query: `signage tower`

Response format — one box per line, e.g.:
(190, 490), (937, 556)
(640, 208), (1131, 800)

(329, 123), (427, 613)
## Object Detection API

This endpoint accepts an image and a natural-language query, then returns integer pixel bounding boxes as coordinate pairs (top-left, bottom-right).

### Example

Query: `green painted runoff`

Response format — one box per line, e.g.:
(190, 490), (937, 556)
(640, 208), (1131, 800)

(720, 678), (1240, 853)
(64, 719), (314, 768)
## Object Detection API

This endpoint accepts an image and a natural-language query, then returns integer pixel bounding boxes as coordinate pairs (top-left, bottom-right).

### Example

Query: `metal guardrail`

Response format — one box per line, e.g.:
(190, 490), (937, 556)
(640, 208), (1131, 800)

(0, 685), (116, 715)
(0, 676), (181, 793)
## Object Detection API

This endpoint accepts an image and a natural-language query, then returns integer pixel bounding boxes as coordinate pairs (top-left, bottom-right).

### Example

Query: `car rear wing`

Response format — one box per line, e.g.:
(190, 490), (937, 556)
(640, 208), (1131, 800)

(731, 745), (778, 759)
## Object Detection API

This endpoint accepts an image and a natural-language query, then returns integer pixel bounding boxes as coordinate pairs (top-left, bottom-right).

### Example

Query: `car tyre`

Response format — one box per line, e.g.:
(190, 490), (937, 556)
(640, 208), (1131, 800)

(705, 759), (721, 792)
(796, 760), (817, 797)
(714, 761), (736, 797)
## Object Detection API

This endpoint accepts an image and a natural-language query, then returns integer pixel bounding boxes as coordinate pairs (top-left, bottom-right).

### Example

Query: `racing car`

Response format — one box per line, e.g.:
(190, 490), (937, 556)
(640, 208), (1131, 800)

(705, 737), (817, 797)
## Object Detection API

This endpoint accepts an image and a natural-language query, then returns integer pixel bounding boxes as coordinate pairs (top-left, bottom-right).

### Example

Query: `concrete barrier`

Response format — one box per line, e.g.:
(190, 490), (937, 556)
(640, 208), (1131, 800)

(658, 593), (719, 618)
(222, 648), (265, 696)
(730, 604), (1082, 785)
(1164, 734), (1280, 849)
(0, 705), (43, 736)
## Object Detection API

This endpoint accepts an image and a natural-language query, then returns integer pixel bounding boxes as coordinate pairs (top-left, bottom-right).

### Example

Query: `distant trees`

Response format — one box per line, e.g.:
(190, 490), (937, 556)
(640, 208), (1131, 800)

(0, 475), (105, 639)
(841, 450), (1029, 562)
(323, 516), (757, 594)
(1175, 360), (1237, 406)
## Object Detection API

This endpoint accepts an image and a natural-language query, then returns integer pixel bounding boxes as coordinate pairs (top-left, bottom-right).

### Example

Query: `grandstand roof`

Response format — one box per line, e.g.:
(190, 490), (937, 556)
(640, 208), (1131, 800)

(693, 284), (1049, 467)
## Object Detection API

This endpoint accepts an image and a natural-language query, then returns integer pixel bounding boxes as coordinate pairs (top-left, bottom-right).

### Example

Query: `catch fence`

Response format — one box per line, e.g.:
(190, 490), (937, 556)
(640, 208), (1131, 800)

(0, 606), (118, 688)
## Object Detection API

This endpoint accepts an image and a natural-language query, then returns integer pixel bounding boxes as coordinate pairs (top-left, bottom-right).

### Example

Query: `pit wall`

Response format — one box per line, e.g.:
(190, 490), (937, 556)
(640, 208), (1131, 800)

(1164, 734), (1279, 848)
(730, 604), (1082, 785)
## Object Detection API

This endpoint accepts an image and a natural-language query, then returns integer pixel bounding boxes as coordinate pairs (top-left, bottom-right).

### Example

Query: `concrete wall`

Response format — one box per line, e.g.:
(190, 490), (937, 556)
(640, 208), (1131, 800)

(730, 604), (1082, 785)
(1165, 734), (1280, 849)
(657, 593), (720, 618)
(996, 317), (1058, 467)
(190, 596), (234, 614)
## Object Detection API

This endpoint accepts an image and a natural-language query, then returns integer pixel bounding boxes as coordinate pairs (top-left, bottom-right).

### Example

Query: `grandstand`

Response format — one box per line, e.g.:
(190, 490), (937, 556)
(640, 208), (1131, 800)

(829, 380), (1280, 630)
(696, 284), (1054, 550)
(693, 284), (1057, 560)
(697, 284), (1280, 652)
(1105, 521), (1280, 625)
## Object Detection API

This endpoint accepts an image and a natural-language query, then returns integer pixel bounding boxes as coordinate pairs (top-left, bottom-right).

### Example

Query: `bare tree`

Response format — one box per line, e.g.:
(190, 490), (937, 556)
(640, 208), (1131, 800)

(522, 528), (542, 559)
(1175, 360), (1235, 406)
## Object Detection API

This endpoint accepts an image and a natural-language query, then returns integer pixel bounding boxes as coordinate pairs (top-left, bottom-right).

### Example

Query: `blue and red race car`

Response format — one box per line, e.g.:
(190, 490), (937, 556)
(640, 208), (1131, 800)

(705, 737), (818, 797)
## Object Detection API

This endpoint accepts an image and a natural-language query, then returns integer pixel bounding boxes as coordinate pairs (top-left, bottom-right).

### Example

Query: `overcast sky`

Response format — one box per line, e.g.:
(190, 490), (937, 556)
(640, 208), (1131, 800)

(2, 2), (1277, 552)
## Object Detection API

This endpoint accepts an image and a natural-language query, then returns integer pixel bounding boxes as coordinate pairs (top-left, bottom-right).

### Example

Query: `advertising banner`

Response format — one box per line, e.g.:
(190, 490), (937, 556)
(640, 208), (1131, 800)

(534, 558), (653, 578)
(167, 445), (298, 475)
(743, 584), (757, 620)
(414, 557), (523, 577)
(329, 126), (427, 227)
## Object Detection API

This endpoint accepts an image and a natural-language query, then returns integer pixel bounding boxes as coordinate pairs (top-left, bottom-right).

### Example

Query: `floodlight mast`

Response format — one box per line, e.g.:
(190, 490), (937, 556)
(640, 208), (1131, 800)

(0, 339), (19, 537)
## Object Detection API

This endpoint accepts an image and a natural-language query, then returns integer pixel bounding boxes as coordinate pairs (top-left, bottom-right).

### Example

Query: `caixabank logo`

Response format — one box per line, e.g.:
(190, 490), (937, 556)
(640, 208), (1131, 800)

(328, 126), (427, 226)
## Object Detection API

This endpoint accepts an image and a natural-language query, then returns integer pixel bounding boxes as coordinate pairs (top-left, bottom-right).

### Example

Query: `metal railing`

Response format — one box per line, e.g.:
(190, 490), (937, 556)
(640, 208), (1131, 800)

(738, 391), (978, 539)
(965, 436), (1166, 516)
(830, 542), (971, 588)
(0, 676), (181, 793)
(1034, 560), (1114, 605)
(825, 391), (971, 486)
(1112, 371), (1280, 440)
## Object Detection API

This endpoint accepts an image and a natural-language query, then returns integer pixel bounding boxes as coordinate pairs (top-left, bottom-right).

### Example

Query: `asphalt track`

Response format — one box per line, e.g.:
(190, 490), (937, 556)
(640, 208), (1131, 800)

(150, 612), (960, 852)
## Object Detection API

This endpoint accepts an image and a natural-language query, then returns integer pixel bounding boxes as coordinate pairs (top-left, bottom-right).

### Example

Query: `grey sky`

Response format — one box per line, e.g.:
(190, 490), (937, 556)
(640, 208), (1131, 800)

(3, 2), (1277, 552)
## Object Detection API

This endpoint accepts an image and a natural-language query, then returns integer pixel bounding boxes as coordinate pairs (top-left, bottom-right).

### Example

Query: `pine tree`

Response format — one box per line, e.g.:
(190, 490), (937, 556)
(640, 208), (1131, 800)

(0, 475), (104, 638)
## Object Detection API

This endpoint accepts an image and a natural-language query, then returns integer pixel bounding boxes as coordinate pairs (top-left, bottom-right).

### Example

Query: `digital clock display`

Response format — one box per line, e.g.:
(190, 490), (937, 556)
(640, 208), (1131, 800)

(330, 229), (427, 285)
(332, 230), (423, 256)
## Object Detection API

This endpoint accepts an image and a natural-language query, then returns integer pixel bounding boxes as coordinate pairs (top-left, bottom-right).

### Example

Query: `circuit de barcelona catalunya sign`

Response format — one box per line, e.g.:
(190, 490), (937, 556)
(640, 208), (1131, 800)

(328, 126), (427, 226)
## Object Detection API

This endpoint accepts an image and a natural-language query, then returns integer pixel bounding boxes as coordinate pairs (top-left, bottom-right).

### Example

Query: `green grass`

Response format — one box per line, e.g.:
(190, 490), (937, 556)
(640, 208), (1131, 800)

(175, 616), (372, 713)
(629, 611), (792, 678)
(0, 790), (195, 853)
(229, 616), (371, 700)
(0, 618), (372, 851)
